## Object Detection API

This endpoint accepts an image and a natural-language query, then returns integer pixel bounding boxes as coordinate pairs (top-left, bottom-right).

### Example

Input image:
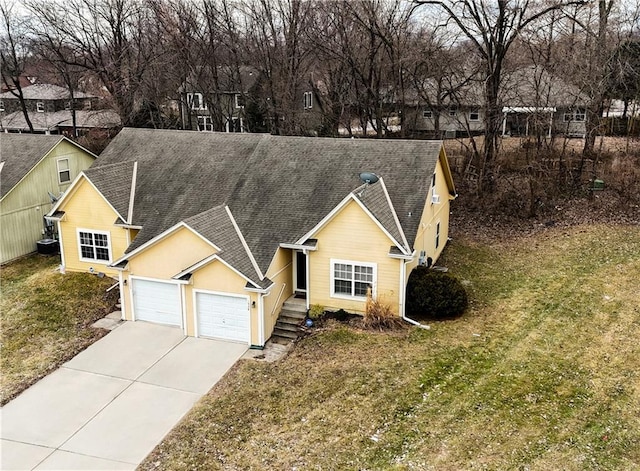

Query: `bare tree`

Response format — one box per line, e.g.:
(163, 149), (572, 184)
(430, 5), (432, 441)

(414, 0), (581, 193)
(28, 0), (159, 127)
(0, 1), (34, 132)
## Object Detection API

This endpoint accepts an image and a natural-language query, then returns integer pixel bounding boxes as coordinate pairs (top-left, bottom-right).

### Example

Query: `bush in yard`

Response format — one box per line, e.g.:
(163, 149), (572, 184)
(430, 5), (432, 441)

(406, 266), (468, 319)
(363, 294), (405, 331)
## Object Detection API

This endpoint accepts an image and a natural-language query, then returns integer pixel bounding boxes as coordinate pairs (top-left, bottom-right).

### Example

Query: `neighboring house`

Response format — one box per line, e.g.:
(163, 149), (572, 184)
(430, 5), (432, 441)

(47, 128), (456, 348)
(180, 66), (261, 133)
(0, 83), (121, 136)
(401, 67), (588, 139)
(0, 134), (96, 264)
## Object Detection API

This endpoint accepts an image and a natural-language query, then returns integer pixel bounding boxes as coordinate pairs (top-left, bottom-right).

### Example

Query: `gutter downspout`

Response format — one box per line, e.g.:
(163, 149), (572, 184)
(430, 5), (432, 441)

(401, 257), (430, 330)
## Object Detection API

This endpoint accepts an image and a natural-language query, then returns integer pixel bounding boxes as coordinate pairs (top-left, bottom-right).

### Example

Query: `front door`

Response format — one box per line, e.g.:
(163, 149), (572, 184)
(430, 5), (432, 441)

(295, 251), (307, 296)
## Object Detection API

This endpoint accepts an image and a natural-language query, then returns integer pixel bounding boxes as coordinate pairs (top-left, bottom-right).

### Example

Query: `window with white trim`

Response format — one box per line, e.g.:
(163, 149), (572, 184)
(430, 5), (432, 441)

(303, 91), (313, 110)
(469, 108), (480, 121)
(57, 158), (70, 183)
(187, 92), (206, 110)
(431, 173), (437, 189)
(331, 260), (376, 298)
(435, 222), (441, 249)
(0, 100), (4, 111)
(78, 230), (111, 262)
(235, 94), (245, 108)
(423, 108), (432, 118)
(448, 105), (457, 116)
(564, 108), (586, 122)
(36, 102), (45, 113)
(197, 115), (213, 132)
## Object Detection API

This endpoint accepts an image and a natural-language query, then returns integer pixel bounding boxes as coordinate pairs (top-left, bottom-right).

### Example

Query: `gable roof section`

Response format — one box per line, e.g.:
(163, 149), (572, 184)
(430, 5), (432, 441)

(183, 206), (265, 286)
(354, 178), (410, 252)
(89, 128), (447, 274)
(84, 161), (136, 223)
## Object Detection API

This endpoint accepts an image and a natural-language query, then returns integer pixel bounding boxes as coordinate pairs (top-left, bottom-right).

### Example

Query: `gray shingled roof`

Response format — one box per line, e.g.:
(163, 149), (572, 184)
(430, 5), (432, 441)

(0, 134), (63, 199)
(183, 205), (264, 286)
(0, 84), (94, 100)
(84, 162), (135, 221)
(90, 128), (445, 276)
(353, 179), (408, 252)
(1, 110), (121, 132)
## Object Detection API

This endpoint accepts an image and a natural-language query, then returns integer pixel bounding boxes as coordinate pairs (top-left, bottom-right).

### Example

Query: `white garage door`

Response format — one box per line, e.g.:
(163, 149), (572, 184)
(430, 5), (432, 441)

(196, 292), (249, 343)
(132, 279), (182, 327)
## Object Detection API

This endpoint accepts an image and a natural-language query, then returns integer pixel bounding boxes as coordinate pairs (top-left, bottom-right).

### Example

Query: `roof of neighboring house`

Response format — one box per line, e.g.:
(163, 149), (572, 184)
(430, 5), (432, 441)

(0, 84), (95, 101)
(398, 66), (588, 108)
(75, 128), (451, 283)
(0, 109), (122, 132)
(181, 65), (260, 94)
(0, 134), (87, 199)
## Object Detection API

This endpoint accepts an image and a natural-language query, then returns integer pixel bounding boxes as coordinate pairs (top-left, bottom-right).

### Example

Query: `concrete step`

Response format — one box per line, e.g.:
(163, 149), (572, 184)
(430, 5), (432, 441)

(275, 321), (299, 333)
(278, 314), (304, 325)
(272, 328), (298, 340)
(270, 335), (294, 346)
(279, 308), (306, 320)
(282, 300), (307, 313)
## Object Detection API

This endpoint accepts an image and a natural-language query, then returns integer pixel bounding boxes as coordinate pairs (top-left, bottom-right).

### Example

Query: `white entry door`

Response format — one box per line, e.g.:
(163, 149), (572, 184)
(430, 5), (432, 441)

(196, 292), (250, 343)
(132, 278), (182, 327)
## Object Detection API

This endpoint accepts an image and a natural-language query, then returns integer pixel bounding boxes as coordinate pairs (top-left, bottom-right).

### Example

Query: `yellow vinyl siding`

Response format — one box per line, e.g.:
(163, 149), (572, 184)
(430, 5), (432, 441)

(308, 199), (401, 315)
(406, 154), (452, 281)
(122, 226), (217, 326)
(186, 261), (259, 343)
(263, 248), (293, 338)
(0, 140), (95, 264)
(125, 226), (215, 280)
(58, 177), (127, 276)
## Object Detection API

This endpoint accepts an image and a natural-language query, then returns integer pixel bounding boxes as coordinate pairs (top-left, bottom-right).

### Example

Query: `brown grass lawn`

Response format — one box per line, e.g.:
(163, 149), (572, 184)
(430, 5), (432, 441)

(0, 255), (118, 405)
(140, 224), (640, 471)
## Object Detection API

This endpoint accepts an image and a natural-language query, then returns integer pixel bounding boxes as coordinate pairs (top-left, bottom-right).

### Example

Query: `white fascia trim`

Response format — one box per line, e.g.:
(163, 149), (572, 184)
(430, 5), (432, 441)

(378, 177), (411, 251)
(294, 193), (355, 244)
(172, 253), (262, 290)
(225, 205), (265, 280)
(279, 242), (318, 251)
(126, 161), (138, 224)
(112, 221), (221, 266)
(130, 274), (190, 285)
(245, 285), (272, 294)
(113, 223), (143, 229)
(389, 250), (416, 261)
(350, 196), (410, 256)
(45, 213), (65, 222)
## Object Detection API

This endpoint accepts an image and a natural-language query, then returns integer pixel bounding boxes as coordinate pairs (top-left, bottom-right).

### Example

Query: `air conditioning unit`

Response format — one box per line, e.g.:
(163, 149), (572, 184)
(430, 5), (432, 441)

(431, 194), (441, 204)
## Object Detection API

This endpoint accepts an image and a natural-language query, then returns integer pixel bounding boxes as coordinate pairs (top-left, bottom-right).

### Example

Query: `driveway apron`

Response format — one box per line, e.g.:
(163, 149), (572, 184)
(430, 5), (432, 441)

(1, 322), (248, 470)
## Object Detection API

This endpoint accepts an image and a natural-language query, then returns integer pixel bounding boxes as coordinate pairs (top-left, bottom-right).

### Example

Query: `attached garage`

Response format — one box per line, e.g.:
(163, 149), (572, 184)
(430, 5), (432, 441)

(195, 291), (250, 343)
(131, 278), (182, 327)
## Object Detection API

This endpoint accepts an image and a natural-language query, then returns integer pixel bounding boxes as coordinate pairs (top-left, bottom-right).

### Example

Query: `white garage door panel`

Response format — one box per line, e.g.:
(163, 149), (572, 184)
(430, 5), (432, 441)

(196, 293), (249, 343)
(132, 279), (181, 327)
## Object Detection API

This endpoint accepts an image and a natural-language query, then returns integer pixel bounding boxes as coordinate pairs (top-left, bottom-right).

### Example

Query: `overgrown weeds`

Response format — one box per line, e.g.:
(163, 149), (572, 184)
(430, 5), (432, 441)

(362, 294), (405, 331)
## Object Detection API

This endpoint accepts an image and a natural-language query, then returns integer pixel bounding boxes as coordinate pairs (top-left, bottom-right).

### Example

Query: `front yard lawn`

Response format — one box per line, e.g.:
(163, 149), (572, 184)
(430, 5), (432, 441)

(1, 255), (118, 405)
(140, 224), (640, 471)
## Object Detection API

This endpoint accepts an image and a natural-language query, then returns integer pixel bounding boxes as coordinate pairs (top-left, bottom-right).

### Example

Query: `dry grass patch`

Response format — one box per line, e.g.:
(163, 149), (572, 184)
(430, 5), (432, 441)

(141, 225), (640, 471)
(1, 255), (118, 404)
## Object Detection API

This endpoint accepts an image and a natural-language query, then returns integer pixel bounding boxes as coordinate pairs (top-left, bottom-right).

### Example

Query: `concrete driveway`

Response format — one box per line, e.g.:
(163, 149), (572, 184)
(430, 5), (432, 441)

(1, 322), (248, 470)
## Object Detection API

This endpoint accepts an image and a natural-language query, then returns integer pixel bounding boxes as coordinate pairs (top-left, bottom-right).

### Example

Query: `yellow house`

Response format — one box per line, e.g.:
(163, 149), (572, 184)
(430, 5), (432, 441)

(48, 128), (456, 348)
(0, 134), (96, 264)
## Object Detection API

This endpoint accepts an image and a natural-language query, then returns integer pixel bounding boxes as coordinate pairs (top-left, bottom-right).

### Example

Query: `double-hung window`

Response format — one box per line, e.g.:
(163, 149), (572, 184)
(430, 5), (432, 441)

(303, 91), (313, 110)
(197, 115), (213, 132)
(57, 158), (70, 183)
(36, 102), (45, 113)
(423, 108), (433, 118)
(187, 93), (206, 110)
(331, 259), (376, 298)
(469, 108), (480, 121)
(78, 230), (111, 262)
